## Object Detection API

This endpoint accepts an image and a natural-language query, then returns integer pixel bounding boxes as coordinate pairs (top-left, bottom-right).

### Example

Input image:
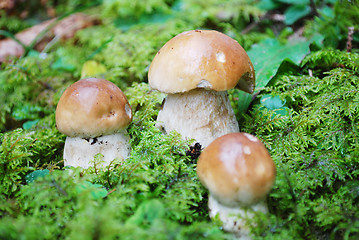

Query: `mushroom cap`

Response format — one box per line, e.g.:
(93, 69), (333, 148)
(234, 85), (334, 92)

(56, 78), (132, 138)
(148, 30), (255, 94)
(196, 132), (276, 207)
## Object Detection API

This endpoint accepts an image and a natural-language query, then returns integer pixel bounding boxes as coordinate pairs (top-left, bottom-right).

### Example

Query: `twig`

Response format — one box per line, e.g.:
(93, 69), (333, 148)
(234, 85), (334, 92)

(346, 26), (355, 53)
(51, 179), (68, 196)
(309, 0), (318, 16)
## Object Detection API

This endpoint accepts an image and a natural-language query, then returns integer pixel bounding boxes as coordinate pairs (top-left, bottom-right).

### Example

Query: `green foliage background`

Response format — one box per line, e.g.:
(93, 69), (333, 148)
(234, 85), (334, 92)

(1, 0), (359, 239)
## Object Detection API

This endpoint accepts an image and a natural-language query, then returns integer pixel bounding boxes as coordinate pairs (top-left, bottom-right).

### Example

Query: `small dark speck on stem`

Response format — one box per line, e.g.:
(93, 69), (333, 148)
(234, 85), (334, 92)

(91, 138), (98, 145)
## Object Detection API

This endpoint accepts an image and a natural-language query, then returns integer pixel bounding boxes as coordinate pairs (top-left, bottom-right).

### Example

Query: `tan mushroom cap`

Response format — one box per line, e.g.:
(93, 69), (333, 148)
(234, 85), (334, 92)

(56, 78), (132, 138)
(148, 30), (255, 94)
(196, 132), (276, 207)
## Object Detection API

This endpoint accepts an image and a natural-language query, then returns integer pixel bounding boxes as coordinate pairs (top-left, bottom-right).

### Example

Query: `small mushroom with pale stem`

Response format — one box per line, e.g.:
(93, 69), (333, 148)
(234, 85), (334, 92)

(56, 78), (132, 168)
(196, 132), (276, 239)
(148, 30), (255, 148)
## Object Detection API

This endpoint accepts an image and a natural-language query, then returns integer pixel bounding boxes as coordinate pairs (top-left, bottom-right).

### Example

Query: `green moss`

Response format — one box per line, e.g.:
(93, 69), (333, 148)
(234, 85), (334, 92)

(0, 11), (31, 33)
(240, 52), (359, 238)
(97, 20), (203, 86)
(0, 1), (359, 239)
(0, 82), (227, 238)
(101, 0), (172, 19)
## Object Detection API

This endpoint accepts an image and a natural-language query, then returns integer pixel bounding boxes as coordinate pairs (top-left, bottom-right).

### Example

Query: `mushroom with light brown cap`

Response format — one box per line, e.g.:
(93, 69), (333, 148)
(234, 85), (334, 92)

(148, 30), (255, 148)
(196, 132), (276, 239)
(56, 78), (132, 168)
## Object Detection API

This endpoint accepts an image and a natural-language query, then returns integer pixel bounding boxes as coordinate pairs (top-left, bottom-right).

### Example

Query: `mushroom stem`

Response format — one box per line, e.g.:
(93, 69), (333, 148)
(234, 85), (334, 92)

(208, 195), (268, 239)
(156, 88), (239, 148)
(63, 131), (130, 168)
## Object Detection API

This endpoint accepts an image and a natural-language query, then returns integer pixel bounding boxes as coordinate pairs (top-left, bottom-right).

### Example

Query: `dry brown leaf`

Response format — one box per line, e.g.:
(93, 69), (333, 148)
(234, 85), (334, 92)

(0, 13), (99, 62)
(0, 0), (15, 10)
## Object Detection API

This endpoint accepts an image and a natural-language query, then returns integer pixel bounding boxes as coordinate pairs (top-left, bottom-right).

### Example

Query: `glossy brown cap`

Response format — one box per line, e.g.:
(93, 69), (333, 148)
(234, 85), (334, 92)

(148, 30), (255, 94)
(196, 132), (276, 207)
(56, 78), (132, 138)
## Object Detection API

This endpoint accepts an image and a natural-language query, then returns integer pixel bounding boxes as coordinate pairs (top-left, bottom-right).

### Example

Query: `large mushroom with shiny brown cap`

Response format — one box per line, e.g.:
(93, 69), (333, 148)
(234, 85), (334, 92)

(148, 30), (255, 148)
(196, 132), (276, 238)
(56, 78), (132, 168)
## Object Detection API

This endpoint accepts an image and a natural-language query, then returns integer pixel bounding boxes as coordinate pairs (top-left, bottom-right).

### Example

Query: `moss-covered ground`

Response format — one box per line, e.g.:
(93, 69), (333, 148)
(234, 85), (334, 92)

(1, 0), (359, 239)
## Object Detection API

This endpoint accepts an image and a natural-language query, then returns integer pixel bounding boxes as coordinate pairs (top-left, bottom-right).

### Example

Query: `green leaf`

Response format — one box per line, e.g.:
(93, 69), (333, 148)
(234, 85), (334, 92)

(22, 120), (39, 130)
(260, 94), (289, 117)
(26, 50), (41, 58)
(25, 169), (50, 184)
(284, 4), (312, 25)
(51, 57), (76, 72)
(277, 0), (309, 4)
(256, 0), (280, 10)
(76, 181), (108, 200)
(309, 33), (325, 49)
(261, 94), (285, 110)
(236, 38), (311, 113)
(125, 199), (165, 226)
(318, 5), (335, 18)
(251, 38), (310, 88)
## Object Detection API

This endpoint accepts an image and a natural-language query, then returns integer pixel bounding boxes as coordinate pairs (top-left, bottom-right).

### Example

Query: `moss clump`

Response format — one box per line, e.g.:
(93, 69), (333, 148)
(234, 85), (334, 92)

(241, 50), (359, 239)
(0, 82), (230, 239)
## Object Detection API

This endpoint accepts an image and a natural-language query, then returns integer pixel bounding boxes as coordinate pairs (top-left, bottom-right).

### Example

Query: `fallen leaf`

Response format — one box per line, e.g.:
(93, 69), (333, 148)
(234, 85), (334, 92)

(0, 13), (99, 62)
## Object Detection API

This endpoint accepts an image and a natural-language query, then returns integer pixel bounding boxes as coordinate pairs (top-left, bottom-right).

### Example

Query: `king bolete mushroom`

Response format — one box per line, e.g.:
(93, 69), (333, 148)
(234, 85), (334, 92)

(148, 30), (255, 148)
(196, 132), (276, 238)
(56, 78), (132, 168)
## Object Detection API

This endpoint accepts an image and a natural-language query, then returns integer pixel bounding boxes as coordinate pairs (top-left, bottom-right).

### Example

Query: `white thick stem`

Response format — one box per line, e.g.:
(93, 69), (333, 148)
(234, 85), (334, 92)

(208, 195), (268, 239)
(156, 88), (239, 148)
(63, 131), (130, 168)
